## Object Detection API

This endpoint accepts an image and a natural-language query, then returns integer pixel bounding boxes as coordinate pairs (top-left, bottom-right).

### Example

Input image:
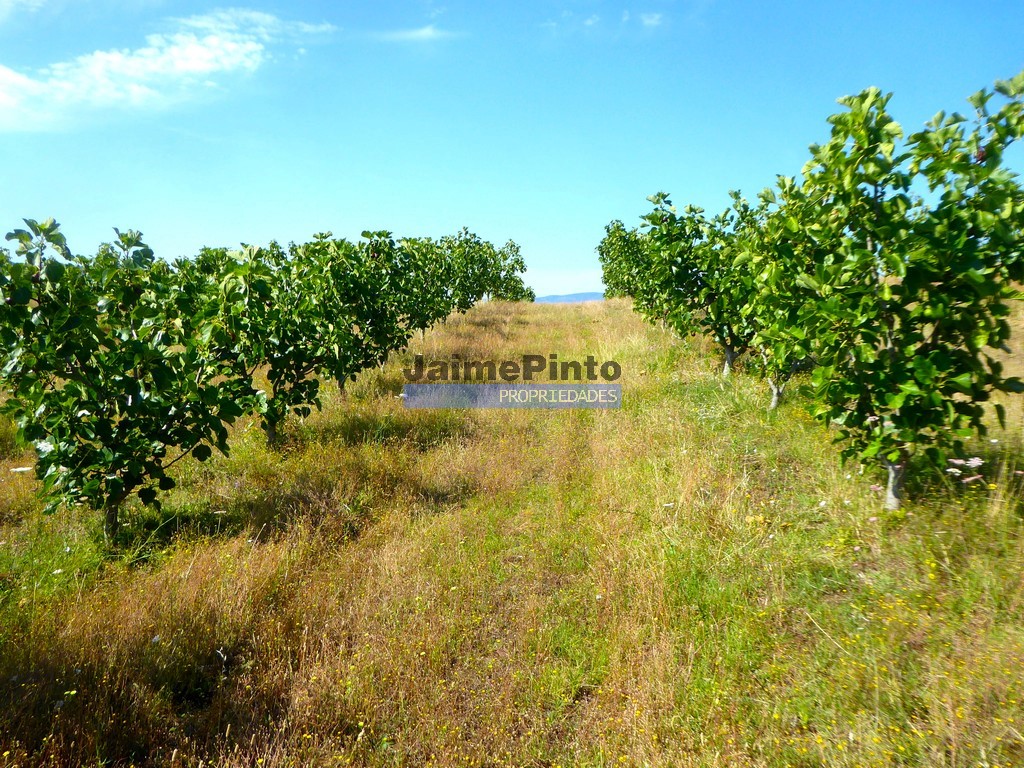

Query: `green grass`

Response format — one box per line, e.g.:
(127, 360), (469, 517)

(0, 299), (1023, 767)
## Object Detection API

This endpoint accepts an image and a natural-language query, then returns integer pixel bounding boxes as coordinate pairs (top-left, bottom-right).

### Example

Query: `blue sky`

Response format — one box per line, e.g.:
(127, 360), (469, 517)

(1, 1), (1023, 296)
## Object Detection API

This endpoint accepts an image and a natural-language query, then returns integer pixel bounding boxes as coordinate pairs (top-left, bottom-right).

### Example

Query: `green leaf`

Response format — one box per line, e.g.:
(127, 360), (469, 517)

(795, 273), (820, 292)
(43, 260), (65, 282)
(1002, 377), (1024, 394)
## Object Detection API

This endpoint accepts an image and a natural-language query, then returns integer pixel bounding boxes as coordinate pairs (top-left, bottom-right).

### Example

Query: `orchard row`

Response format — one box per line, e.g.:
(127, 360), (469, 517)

(0, 221), (533, 536)
(599, 71), (1024, 509)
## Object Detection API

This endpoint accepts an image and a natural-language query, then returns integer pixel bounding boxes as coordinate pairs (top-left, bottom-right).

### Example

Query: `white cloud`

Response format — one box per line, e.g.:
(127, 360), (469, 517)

(584, 14), (600, 26)
(377, 24), (456, 42)
(174, 9), (334, 40)
(640, 12), (663, 27)
(621, 10), (630, 22)
(0, 8), (333, 132)
(0, 0), (45, 24)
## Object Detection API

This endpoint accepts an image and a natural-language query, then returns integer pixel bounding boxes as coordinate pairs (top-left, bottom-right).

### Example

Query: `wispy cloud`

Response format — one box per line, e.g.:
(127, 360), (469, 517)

(377, 24), (457, 42)
(0, 8), (333, 132)
(0, 0), (45, 24)
(173, 9), (335, 40)
(545, 9), (668, 35)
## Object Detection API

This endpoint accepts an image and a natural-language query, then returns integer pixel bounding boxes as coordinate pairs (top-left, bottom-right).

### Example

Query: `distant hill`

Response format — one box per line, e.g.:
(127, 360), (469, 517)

(534, 292), (605, 304)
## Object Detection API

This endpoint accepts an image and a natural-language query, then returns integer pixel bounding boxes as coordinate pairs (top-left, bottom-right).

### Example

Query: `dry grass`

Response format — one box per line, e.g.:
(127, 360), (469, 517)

(1, 298), (1023, 767)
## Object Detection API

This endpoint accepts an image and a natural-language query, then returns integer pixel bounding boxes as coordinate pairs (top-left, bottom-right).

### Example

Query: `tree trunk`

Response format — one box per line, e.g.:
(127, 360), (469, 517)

(722, 346), (738, 377)
(768, 378), (785, 410)
(883, 457), (907, 511)
(264, 419), (279, 448)
(104, 503), (120, 542)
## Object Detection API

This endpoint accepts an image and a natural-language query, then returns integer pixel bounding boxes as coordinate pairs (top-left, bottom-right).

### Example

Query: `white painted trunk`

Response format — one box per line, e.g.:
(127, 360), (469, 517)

(722, 346), (738, 377)
(768, 378), (785, 410)
(883, 459), (906, 511)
